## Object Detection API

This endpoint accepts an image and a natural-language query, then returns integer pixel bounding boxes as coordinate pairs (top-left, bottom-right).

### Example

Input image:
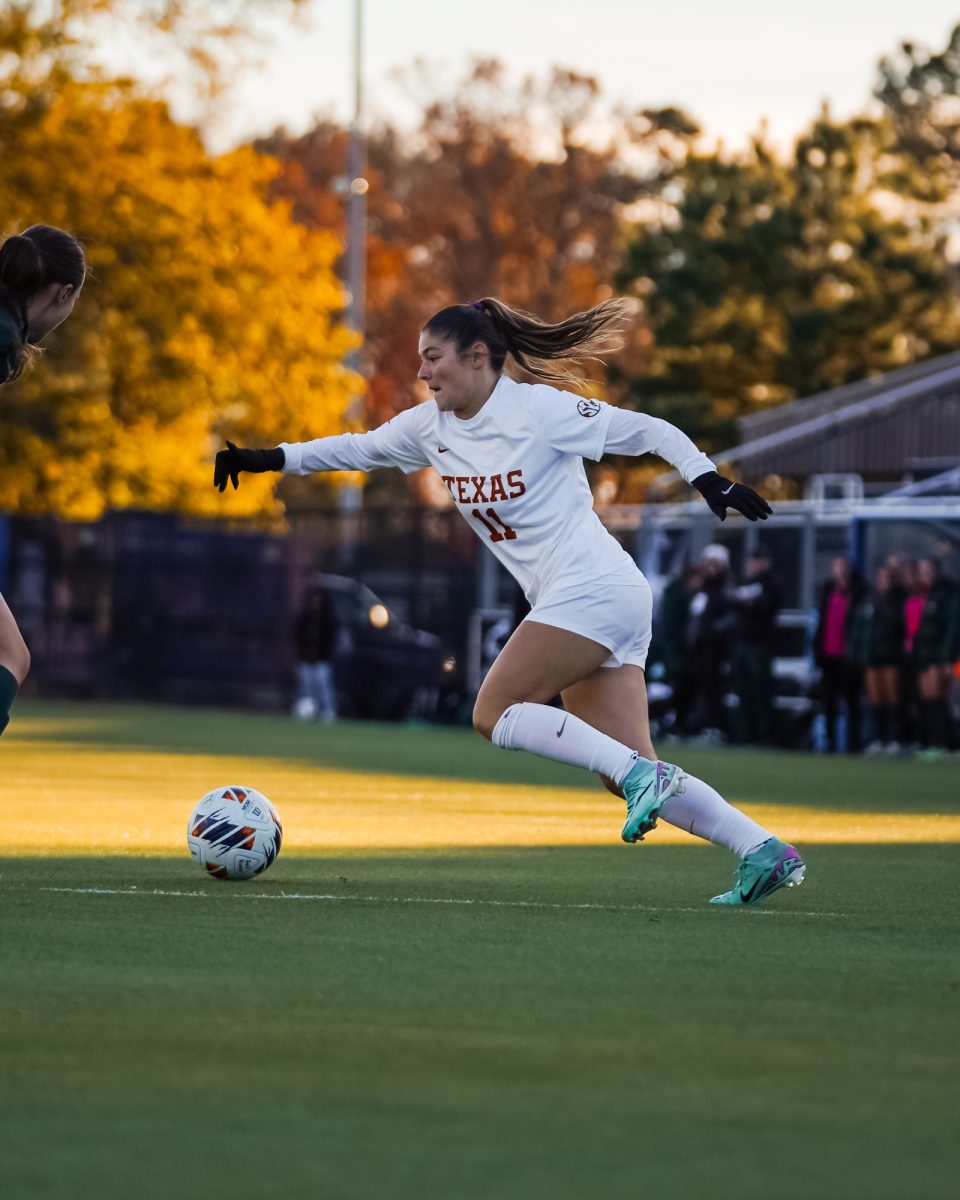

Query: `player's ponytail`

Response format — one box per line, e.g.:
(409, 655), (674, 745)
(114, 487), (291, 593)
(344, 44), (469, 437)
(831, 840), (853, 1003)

(423, 296), (632, 386)
(0, 225), (85, 384)
(0, 234), (48, 294)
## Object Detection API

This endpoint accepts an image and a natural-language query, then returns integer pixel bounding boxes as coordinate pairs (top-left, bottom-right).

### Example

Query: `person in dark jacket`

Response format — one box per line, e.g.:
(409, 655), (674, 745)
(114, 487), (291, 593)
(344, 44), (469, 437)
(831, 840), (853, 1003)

(852, 564), (906, 753)
(0, 225), (85, 736)
(293, 585), (338, 722)
(688, 544), (735, 740)
(655, 563), (704, 735)
(911, 558), (959, 753)
(731, 545), (781, 745)
(813, 557), (865, 753)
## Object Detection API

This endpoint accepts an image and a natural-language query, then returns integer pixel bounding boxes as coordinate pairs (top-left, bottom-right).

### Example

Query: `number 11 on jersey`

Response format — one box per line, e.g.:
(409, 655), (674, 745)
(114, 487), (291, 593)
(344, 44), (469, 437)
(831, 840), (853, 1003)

(471, 507), (517, 542)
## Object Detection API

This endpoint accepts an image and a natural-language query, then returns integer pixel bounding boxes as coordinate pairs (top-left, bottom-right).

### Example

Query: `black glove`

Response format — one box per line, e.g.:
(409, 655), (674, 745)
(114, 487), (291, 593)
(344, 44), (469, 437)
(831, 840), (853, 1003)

(213, 441), (285, 492)
(692, 471), (772, 522)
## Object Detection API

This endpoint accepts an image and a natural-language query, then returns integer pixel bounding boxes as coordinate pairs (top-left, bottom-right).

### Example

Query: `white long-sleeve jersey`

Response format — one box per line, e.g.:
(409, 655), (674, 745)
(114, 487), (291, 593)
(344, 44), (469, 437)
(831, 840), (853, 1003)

(280, 376), (714, 605)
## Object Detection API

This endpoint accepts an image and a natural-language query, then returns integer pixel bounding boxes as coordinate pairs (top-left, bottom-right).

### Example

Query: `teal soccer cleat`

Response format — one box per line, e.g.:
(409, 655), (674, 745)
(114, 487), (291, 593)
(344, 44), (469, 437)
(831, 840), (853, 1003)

(709, 837), (806, 907)
(620, 758), (686, 843)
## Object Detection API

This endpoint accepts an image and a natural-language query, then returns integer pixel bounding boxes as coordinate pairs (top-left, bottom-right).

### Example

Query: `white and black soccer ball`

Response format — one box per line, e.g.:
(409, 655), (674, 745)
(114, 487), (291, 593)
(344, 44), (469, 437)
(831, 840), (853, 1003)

(186, 785), (283, 881)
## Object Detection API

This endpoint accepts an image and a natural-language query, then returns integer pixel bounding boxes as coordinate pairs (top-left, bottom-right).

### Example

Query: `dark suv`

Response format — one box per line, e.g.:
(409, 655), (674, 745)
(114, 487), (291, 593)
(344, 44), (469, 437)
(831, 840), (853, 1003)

(310, 573), (457, 720)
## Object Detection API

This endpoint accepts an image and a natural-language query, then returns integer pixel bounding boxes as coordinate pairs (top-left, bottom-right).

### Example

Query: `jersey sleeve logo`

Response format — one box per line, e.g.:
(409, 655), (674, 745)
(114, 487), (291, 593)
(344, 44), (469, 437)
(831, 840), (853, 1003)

(576, 398), (601, 418)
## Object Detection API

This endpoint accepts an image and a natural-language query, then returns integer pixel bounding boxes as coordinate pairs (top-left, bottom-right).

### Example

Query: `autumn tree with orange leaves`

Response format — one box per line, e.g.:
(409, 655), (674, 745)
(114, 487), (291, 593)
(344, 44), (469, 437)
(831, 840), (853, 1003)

(259, 61), (697, 435)
(0, 2), (357, 519)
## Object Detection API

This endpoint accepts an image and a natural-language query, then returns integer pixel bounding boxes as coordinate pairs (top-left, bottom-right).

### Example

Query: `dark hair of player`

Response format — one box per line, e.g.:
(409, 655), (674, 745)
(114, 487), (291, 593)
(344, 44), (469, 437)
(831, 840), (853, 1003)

(422, 296), (632, 386)
(0, 224), (86, 383)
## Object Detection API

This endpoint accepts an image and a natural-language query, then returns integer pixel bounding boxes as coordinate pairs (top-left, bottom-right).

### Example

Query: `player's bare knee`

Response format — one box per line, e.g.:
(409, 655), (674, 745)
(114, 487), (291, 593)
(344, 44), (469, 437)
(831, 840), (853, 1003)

(472, 699), (498, 740)
(1, 636), (30, 685)
(471, 706), (493, 740)
(472, 693), (513, 741)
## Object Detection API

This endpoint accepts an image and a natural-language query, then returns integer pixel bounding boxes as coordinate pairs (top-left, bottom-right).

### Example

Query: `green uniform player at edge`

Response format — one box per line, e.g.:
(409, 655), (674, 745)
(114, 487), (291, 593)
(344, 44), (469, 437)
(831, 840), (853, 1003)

(0, 225), (86, 734)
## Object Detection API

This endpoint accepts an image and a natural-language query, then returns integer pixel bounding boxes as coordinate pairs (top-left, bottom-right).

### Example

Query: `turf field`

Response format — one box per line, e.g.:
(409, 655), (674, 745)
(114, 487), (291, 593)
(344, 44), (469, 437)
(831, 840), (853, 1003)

(2, 701), (958, 1200)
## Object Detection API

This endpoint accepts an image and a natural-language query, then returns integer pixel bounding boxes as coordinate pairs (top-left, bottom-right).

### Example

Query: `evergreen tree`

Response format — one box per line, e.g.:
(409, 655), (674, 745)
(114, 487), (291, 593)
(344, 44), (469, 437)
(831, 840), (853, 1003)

(876, 22), (960, 175)
(616, 114), (960, 455)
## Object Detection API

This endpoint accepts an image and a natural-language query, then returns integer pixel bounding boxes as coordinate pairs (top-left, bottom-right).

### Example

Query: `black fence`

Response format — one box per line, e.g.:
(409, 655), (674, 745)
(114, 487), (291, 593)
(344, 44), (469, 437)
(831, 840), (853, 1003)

(0, 509), (482, 715)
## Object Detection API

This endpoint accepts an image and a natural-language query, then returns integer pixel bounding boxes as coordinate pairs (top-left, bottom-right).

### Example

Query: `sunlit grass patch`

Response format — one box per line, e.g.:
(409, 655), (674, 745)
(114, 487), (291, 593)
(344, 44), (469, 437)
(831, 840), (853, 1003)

(5, 710), (959, 854)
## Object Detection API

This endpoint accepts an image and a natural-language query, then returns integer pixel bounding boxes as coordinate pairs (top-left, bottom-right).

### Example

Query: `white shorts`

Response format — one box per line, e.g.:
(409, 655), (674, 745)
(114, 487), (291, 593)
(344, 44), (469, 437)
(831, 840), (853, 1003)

(523, 574), (654, 669)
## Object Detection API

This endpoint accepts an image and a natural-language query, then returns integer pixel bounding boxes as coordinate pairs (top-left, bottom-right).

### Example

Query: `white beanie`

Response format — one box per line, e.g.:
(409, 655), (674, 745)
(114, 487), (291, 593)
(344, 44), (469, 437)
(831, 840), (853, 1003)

(701, 543), (730, 567)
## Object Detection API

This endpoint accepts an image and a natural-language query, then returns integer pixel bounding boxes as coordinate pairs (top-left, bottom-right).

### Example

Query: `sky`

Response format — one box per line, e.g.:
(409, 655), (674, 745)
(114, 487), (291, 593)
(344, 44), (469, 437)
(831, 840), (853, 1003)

(144, 0), (959, 154)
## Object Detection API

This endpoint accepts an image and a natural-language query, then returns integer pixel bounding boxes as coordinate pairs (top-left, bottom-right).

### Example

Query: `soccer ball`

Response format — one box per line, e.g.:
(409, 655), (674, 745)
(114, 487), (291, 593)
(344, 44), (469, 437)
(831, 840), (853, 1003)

(186, 785), (283, 881)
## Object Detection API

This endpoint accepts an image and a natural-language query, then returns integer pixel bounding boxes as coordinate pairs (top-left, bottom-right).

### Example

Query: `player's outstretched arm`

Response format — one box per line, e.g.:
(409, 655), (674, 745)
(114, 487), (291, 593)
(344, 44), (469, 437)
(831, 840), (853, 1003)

(213, 442), (285, 492)
(599, 407), (771, 521)
(215, 410), (431, 492)
(691, 470), (772, 522)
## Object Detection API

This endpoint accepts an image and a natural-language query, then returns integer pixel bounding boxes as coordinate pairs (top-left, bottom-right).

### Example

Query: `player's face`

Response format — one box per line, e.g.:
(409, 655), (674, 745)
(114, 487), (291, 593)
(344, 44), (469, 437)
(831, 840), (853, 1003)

(746, 555), (769, 577)
(830, 557), (850, 589)
(417, 334), (470, 409)
(417, 334), (493, 416)
(27, 279), (83, 341)
(917, 559), (937, 589)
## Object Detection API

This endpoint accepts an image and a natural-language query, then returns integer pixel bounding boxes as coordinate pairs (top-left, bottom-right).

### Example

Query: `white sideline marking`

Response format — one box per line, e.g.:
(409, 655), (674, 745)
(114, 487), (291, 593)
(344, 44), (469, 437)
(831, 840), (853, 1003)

(25, 885), (843, 918)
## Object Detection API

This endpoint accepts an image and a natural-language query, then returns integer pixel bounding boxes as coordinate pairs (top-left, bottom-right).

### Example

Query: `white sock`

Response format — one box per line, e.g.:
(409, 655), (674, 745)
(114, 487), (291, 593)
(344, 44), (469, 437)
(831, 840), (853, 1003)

(659, 774), (771, 859)
(490, 702), (772, 859)
(491, 702), (639, 785)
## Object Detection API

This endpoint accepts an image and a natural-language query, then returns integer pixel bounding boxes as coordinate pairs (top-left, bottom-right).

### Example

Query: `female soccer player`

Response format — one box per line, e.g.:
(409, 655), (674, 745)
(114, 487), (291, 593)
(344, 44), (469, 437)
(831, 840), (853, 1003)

(215, 298), (806, 906)
(0, 224), (86, 734)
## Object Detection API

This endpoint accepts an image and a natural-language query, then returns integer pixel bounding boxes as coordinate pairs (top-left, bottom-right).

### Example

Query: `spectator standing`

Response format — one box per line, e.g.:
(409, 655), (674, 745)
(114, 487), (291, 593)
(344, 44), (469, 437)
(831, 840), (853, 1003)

(293, 585), (338, 722)
(852, 564), (906, 754)
(813, 557), (865, 753)
(731, 545), (781, 745)
(655, 564), (704, 736)
(688, 544), (734, 741)
(910, 558), (960, 754)
(895, 559), (923, 747)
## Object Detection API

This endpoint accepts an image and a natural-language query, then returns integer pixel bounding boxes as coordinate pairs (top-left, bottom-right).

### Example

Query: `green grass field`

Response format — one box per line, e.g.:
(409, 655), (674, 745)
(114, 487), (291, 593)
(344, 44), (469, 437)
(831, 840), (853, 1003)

(2, 701), (958, 1200)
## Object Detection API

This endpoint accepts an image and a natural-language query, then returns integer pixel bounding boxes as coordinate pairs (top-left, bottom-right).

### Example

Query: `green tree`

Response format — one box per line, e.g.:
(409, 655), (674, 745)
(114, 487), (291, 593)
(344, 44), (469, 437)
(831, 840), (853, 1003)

(876, 22), (960, 176)
(616, 113), (960, 456)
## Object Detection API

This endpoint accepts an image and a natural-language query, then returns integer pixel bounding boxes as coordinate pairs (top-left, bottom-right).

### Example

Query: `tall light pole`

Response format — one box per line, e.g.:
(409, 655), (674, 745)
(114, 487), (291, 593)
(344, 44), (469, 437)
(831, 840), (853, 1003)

(345, 0), (367, 371)
(339, 0), (367, 532)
